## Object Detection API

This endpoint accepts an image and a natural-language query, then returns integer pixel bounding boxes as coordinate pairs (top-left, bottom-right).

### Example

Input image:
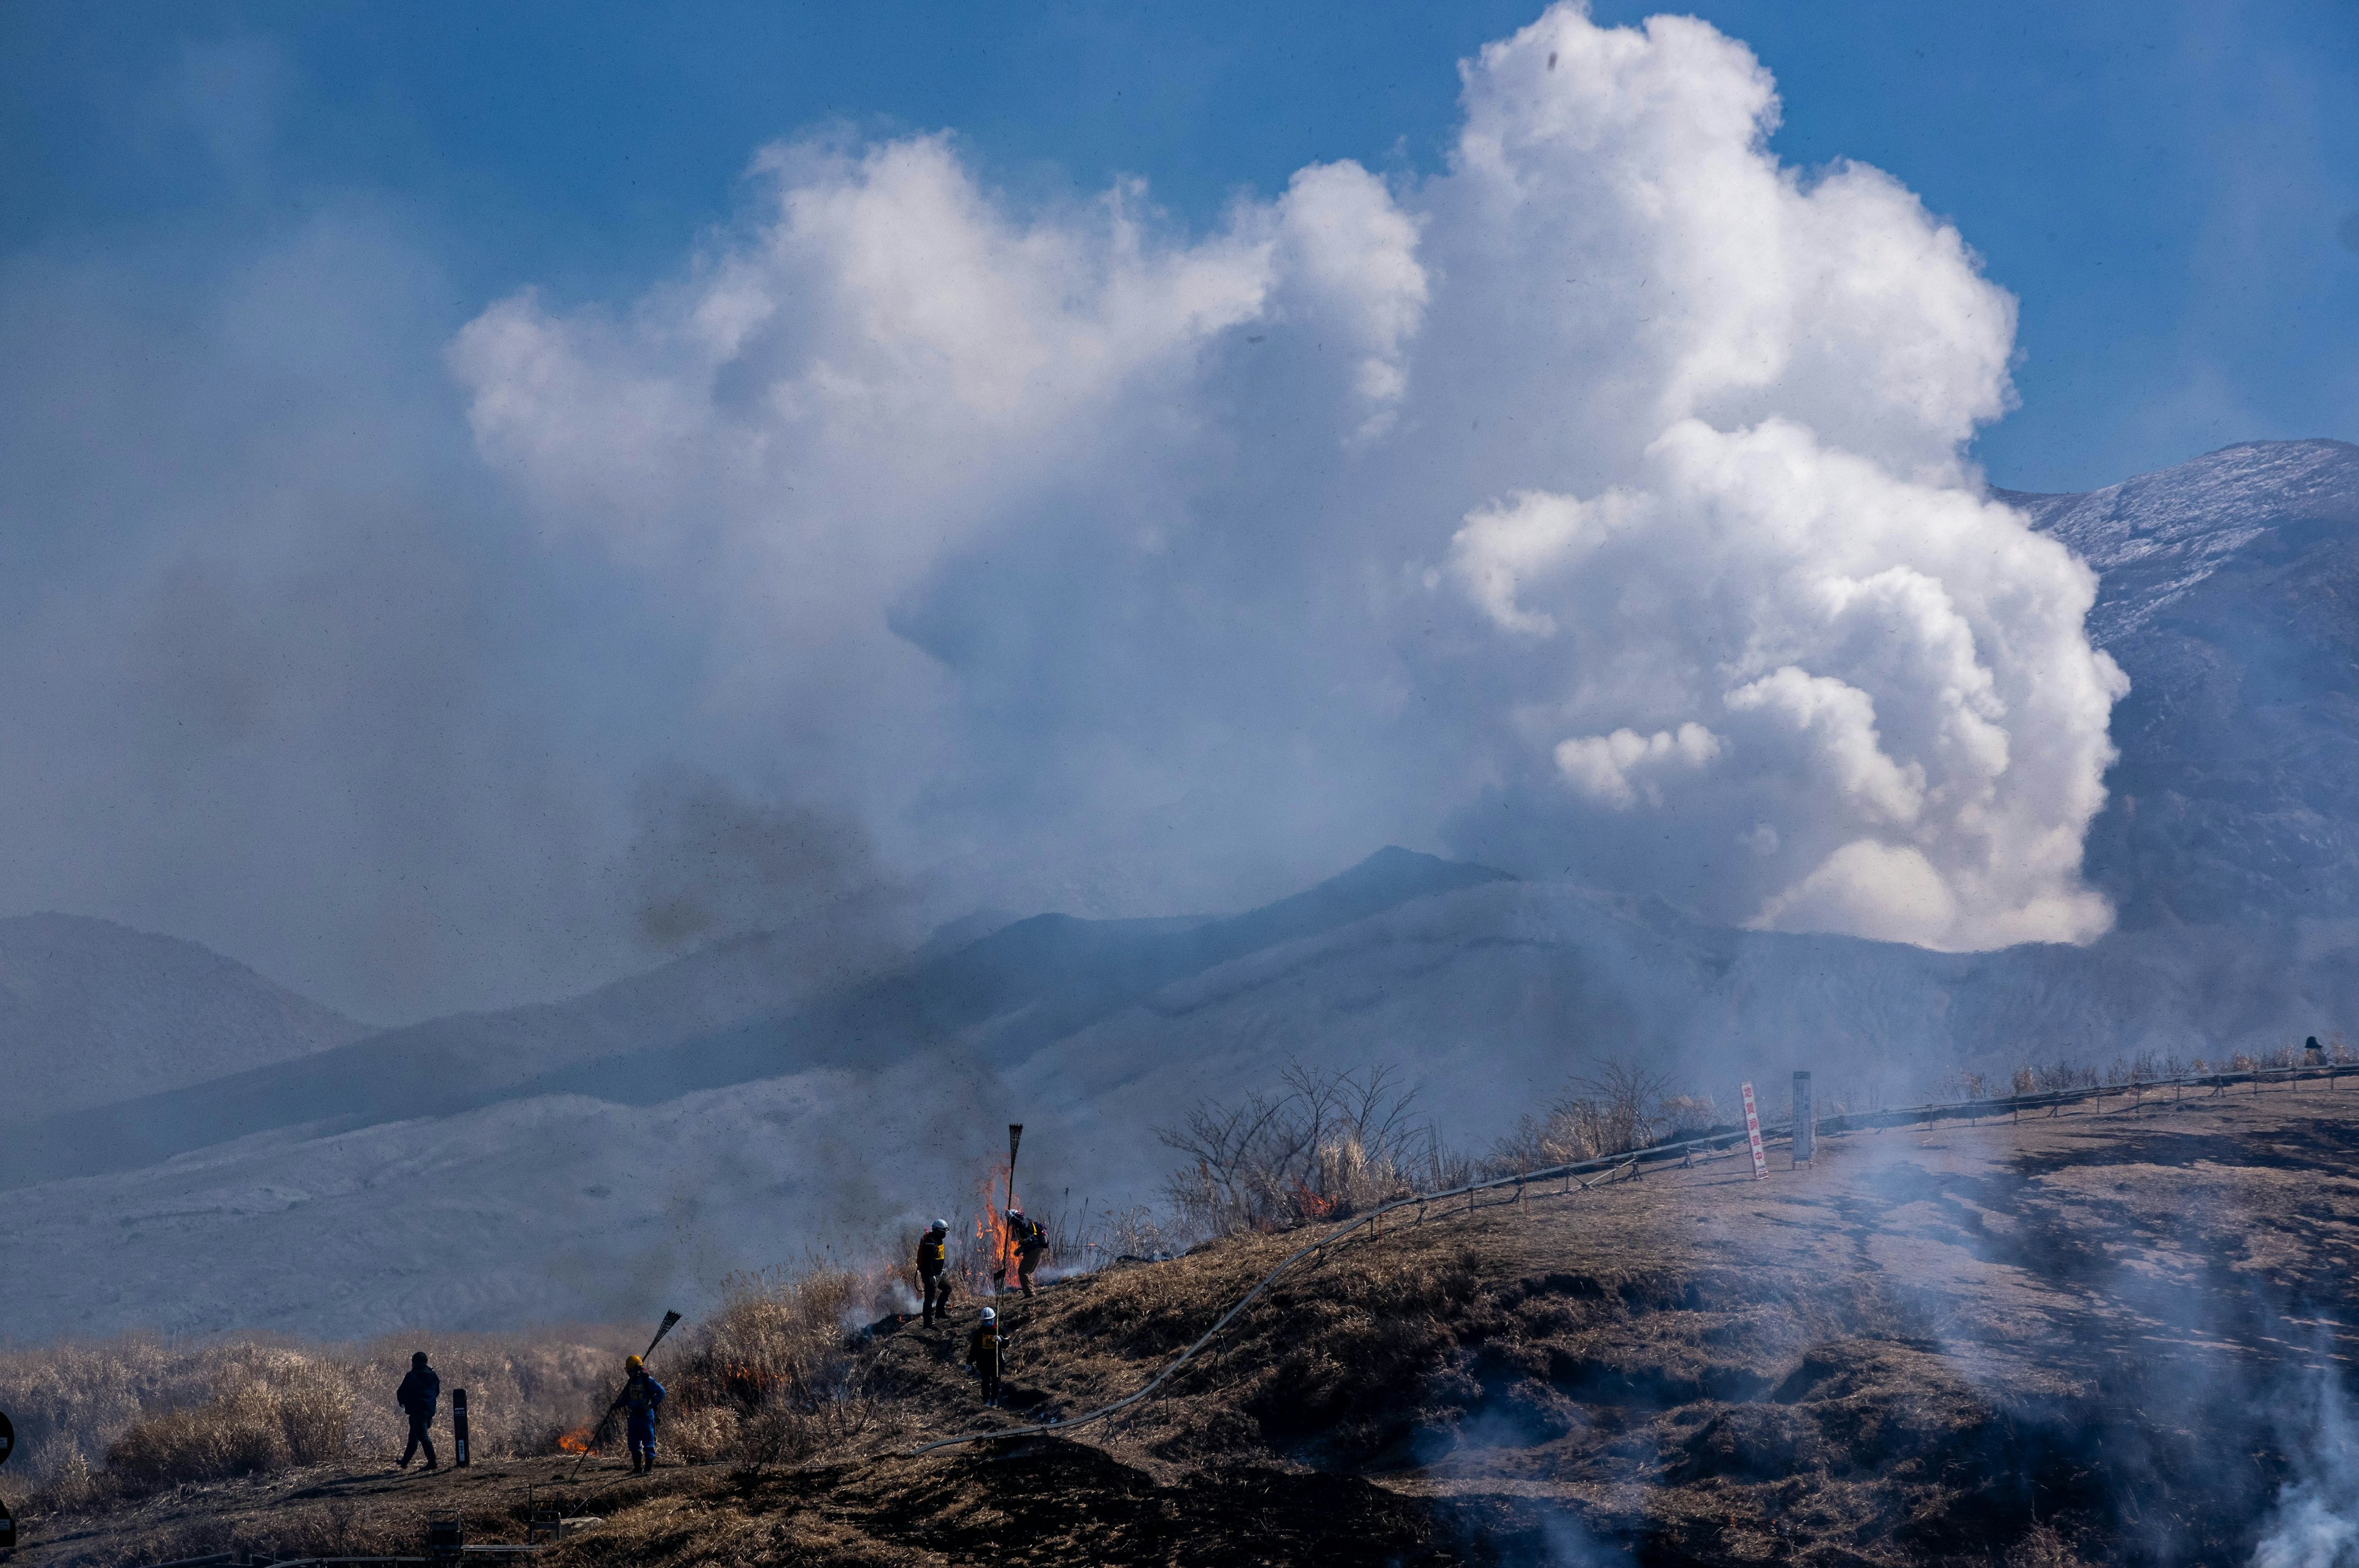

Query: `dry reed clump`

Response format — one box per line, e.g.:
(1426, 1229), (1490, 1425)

(106, 1354), (353, 1492)
(0, 1330), (630, 1507)
(661, 1260), (912, 1466)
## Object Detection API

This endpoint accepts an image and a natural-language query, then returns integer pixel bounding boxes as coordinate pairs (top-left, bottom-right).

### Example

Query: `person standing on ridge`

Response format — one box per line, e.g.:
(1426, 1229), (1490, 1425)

(918, 1219), (951, 1327)
(966, 1306), (1003, 1407)
(1007, 1207), (1049, 1297)
(622, 1354), (667, 1475)
(396, 1351), (440, 1471)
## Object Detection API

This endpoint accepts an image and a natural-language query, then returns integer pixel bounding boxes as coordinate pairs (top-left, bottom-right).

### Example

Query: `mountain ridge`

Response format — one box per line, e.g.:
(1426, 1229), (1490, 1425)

(0, 912), (369, 1125)
(0, 846), (1510, 1190)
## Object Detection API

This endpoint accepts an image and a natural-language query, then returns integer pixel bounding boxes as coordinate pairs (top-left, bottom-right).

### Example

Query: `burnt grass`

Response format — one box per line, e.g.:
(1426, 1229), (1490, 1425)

(26, 1087), (2359, 1567)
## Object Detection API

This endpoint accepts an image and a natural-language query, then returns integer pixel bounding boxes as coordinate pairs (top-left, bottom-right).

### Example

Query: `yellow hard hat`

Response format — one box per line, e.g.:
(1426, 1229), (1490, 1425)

(626, 1354), (644, 1371)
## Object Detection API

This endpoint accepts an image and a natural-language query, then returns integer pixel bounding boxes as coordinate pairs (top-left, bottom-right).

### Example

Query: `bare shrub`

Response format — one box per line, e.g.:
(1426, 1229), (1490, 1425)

(1659, 1093), (1719, 1134)
(1157, 1063), (1452, 1235)
(1492, 1062), (1685, 1172)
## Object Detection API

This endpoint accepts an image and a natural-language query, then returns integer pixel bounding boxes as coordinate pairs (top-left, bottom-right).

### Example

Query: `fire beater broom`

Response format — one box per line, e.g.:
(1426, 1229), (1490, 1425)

(992, 1123), (1023, 1294)
(571, 1310), (683, 1475)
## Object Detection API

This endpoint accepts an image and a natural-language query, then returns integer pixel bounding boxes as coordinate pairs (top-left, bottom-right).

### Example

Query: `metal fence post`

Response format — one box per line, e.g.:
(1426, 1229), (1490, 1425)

(1793, 1072), (1815, 1168)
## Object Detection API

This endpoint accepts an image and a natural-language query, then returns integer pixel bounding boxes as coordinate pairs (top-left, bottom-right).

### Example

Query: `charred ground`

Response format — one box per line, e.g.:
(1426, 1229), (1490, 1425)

(25, 1086), (2359, 1566)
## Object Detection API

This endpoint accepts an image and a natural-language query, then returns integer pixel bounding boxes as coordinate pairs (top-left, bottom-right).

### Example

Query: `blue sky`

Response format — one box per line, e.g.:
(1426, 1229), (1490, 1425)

(8, 0), (2353, 491)
(0, 1), (2353, 1020)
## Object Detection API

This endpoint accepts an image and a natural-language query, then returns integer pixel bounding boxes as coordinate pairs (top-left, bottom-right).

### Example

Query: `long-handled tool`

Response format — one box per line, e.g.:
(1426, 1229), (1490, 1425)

(992, 1124), (1023, 1293)
(571, 1311), (683, 1474)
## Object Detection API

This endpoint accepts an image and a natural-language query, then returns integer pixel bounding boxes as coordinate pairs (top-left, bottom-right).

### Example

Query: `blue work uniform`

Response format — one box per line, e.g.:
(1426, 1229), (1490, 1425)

(622, 1373), (666, 1464)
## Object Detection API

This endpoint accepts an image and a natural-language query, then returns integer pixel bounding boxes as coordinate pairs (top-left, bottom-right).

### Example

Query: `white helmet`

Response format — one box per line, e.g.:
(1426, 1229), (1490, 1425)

(929, 1219), (949, 1233)
(979, 1306), (996, 1324)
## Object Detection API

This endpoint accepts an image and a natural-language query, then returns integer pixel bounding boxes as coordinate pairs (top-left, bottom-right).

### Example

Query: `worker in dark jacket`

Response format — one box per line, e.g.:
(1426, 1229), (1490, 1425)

(396, 1351), (440, 1470)
(966, 1306), (1003, 1406)
(622, 1354), (667, 1475)
(918, 1219), (952, 1327)
(1007, 1208), (1049, 1297)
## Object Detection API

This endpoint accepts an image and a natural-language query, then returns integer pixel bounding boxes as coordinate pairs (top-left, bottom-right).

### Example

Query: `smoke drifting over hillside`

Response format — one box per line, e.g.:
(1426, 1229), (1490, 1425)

(0, 6), (2132, 1018)
(456, 5), (2121, 954)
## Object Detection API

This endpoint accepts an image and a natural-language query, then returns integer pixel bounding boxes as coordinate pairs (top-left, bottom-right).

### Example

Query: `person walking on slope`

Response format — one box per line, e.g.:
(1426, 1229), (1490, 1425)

(966, 1306), (1004, 1407)
(1007, 1207), (1049, 1297)
(621, 1354), (667, 1475)
(396, 1351), (440, 1471)
(918, 1218), (952, 1327)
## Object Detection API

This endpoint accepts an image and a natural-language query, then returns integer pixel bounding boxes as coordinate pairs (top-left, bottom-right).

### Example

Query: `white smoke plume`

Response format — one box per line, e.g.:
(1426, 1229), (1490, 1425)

(2253, 1376), (2359, 1568)
(452, 3), (2125, 950)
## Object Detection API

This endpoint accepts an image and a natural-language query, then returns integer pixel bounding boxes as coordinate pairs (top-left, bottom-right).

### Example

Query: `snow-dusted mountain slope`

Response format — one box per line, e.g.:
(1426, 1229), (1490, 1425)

(0, 913), (367, 1123)
(2004, 439), (2359, 927)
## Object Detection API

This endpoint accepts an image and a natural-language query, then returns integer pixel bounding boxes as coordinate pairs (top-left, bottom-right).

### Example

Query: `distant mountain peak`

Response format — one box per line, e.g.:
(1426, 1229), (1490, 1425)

(0, 913), (367, 1123)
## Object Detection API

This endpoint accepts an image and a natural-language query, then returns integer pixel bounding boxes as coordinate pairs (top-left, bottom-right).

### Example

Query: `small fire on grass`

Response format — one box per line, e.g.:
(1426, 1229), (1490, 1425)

(557, 1424), (596, 1454)
(972, 1161), (1020, 1289)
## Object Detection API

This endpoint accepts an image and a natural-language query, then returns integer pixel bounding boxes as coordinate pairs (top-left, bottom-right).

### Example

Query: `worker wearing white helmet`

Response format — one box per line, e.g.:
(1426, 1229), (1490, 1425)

(966, 1306), (1004, 1406)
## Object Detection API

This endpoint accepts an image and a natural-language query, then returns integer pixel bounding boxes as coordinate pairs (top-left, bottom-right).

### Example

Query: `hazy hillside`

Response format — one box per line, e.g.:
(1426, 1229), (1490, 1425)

(0, 847), (1504, 1192)
(11, 857), (2359, 1340)
(0, 913), (367, 1123)
(11, 442), (2359, 1340)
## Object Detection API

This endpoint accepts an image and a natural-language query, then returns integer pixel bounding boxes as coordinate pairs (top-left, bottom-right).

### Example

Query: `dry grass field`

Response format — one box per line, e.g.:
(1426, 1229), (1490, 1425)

(17, 1082), (2359, 1566)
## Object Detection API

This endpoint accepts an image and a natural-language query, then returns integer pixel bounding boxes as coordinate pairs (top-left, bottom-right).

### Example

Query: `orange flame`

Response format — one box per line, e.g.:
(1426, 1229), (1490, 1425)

(720, 1363), (778, 1402)
(557, 1424), (595, 1454)
(971, 1161), (1020, 1289)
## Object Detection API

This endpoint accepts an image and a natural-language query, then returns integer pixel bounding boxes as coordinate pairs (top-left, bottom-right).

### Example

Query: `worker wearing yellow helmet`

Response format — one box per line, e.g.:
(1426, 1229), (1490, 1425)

(620, 1354), (666, 1474)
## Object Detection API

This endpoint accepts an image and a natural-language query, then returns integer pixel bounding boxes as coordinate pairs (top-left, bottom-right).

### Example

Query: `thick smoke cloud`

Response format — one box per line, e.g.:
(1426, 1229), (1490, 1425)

(626, 766), (916, 983)
(454, 4), (2124, 950)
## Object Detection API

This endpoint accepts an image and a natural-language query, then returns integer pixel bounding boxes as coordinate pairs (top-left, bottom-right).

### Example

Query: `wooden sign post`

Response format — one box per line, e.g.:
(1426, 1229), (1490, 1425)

(1740, 1083), (1768, 1179)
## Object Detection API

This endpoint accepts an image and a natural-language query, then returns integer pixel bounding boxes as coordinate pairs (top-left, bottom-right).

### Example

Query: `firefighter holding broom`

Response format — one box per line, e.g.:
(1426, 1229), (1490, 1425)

(621, 1354), (666, 1474)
